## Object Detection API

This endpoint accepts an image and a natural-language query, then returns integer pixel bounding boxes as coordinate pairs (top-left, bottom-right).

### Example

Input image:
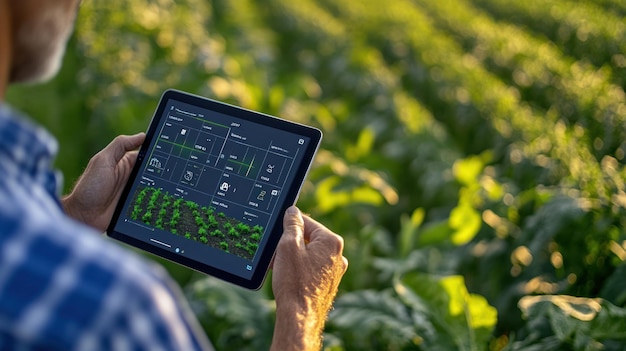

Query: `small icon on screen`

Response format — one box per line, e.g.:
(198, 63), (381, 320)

(298, 139), (305, 145)
(246, 265), (253, 271)
(184, 171), (194, 181)
(149, 158), (162, 168)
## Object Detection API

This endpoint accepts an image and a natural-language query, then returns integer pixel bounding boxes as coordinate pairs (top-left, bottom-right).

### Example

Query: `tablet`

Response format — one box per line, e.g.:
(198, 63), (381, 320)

(107, 89), (322, 289)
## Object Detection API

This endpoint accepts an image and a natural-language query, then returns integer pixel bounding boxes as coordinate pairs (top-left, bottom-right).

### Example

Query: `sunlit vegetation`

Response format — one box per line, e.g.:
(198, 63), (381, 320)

(7, 0), (626, 350)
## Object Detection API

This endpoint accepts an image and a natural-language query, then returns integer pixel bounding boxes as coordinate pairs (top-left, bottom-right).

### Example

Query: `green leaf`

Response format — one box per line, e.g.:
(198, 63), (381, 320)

(449, 204), (482, 245)
(453, 155), (484, 186)
(399, 208), (425, 256)
(599, 263), (626, 306)
(518, 295), (626, 348)
(328, 289), (424, 350)
(186, 278), (275, 350)
(346, 127), (376, 161)
(417, 220), (453, 247)
(398, 272), (497, 351)
(415, 204), (481, 247)
(440, 276), (497, 330)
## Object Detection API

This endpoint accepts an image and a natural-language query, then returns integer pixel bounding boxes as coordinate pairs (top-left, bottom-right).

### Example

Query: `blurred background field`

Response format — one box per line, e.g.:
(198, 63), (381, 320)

(7, 0), (626, 350)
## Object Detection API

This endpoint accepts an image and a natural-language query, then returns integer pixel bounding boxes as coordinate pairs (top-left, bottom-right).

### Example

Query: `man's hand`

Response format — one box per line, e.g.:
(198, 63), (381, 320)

(270, 206), (348, 351)
(62, 133), (145, 232)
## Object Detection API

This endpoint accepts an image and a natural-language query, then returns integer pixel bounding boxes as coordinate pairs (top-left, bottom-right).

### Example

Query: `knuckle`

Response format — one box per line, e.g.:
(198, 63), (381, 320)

(113, 134), (126, 143)
(89, 150), (105, 164)
(341, 256), (349, 272)
(284, 215), (303, 229)
(325, 232), (344, 254)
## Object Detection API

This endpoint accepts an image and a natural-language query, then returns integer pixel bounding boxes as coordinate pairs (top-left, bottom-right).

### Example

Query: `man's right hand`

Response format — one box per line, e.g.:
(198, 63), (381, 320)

(270, 206), (348, 351)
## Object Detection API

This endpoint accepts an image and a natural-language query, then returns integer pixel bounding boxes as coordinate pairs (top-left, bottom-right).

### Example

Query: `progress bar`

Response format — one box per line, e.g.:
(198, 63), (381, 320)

(150, 238), (172, 248)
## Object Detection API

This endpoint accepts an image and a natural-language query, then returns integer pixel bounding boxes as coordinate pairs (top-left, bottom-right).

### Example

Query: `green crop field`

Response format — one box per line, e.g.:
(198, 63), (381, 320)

(7, 0), (626, 350)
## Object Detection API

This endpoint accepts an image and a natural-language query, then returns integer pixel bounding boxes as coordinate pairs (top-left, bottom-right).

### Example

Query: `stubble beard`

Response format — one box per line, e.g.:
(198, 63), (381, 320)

(10, 6), (76, 84)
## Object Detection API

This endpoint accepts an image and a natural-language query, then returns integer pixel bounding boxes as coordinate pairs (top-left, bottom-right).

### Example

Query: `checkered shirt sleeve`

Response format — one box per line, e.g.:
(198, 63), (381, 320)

(0, 105), (213, 350)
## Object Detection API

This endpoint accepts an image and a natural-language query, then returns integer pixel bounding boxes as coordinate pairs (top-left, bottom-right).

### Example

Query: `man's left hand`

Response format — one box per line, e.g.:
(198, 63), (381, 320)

(62, 133), (145, 232)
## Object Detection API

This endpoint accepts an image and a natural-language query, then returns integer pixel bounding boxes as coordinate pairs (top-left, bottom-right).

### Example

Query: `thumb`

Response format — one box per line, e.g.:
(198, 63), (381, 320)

(281, 206), (305, 249)
(106, 133), (146, 162)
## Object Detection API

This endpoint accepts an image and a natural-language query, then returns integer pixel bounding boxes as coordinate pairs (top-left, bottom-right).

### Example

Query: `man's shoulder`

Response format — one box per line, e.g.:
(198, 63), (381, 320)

(0, 107), (211, 350)
(0, 181), (169, 302)
(0, 181), (168, 290)
(0, 104), (58, 164)
(0, 185), (183, 349)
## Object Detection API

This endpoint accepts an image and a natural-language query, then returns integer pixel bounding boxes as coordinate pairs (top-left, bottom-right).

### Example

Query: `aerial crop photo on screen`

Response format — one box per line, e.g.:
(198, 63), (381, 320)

(128, 186), (263, 260)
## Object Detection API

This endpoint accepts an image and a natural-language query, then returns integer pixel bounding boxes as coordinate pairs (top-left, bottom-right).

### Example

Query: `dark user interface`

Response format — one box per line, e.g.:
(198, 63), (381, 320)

(113, 99), (312, 278)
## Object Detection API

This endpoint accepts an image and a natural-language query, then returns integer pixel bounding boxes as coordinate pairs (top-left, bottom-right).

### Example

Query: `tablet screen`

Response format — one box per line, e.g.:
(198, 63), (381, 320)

(107, 90), (322, 289)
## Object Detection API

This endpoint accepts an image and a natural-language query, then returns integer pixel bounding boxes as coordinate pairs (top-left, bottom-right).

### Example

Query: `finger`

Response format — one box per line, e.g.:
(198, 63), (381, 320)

(281, 206), (305, 249)
(269, 255), (274, 269)
(303, 215), (345, 253)
(302, 215), (331, 243)
(106, 133), (146, 162)
(123, 150), (140, 168)
(125, 149), (139, 160)
(341, 256), (349, 273)
(116, 150), (140, 181)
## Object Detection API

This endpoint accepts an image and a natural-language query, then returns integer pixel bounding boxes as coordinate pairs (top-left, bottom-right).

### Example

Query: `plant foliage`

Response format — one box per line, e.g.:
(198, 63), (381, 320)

(6, 0), (626, 350)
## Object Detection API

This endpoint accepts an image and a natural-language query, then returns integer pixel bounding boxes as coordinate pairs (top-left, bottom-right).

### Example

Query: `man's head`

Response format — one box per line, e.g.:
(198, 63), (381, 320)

(2, 0), (80, 85)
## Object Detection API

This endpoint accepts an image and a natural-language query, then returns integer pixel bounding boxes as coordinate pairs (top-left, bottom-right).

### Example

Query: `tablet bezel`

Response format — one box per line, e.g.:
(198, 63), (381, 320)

(106, 89), (322, 289)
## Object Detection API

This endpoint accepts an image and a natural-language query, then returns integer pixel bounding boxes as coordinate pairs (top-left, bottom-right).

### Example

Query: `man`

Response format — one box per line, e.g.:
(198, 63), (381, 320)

(0, 0), (348, 350)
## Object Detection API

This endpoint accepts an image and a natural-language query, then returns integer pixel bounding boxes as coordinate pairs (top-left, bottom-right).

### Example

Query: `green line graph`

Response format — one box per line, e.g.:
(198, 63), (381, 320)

(227, 153), (258, 177)
(160, 138), (196, 152)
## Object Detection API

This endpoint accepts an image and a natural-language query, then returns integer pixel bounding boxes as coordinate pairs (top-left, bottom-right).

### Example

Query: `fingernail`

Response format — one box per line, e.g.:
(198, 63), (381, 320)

(286, 206), (298, 215)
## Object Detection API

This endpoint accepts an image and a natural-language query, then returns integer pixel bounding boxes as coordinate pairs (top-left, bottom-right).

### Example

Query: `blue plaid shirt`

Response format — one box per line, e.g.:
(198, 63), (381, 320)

(0, 105), (213, 351)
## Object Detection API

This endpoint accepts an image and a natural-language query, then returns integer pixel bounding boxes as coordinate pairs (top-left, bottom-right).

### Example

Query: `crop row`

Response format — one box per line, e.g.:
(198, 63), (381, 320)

(60, 0), (626, 348)
(129, 186), (262, 260)
(413, 0), (626, 159)
(323, 0), (543, 151)
(259, 0), (469, 231)
(329, 0), (620, 197)
(471, 0), (626, 86)
(210, 0), (625, 286)
(583, 0), (626, 17)
(299, 0), (626, 322)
